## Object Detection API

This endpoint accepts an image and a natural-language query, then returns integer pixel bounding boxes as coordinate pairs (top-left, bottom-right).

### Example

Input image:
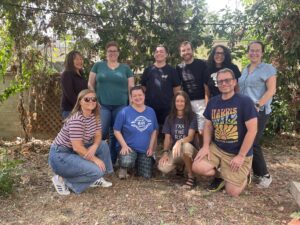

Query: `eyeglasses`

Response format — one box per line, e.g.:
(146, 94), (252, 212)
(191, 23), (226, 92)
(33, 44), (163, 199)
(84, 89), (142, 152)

(217, 78), (234, 85)
(215, 52), (224, 56)
(83, 97), (97, 102)
(249, 49), (262, 54)
(107, 50), (119, 53)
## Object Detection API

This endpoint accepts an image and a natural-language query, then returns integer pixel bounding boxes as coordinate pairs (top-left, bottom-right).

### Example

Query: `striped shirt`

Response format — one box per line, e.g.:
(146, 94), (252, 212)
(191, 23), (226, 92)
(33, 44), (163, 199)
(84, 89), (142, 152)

(53, 111), (101, 148)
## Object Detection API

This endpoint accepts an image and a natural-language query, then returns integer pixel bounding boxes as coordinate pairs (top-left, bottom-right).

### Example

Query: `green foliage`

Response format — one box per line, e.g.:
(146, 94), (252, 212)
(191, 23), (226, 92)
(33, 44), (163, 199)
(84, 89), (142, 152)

(95, 0), (212, 70)
(0, 23), (13, 81)
(214, 0), (300, 134)
(0, 148), (22, 196)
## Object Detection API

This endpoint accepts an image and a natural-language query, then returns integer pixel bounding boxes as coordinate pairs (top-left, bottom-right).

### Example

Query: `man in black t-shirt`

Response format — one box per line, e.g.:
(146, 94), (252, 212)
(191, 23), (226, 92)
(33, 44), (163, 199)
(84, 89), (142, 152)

(176, 41), (207, 135)
(141, 45), (181, 126)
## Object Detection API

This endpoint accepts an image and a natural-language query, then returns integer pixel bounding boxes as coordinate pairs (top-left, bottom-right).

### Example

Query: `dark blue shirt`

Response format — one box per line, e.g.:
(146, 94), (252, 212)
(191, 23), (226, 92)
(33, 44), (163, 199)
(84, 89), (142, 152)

(204, 93), (258, 156)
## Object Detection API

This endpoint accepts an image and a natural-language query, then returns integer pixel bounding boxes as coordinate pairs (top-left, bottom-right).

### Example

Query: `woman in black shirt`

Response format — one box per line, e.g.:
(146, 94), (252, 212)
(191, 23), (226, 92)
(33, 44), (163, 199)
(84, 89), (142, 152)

(204, 45), (241, 99)
(61, 51), (88, 119)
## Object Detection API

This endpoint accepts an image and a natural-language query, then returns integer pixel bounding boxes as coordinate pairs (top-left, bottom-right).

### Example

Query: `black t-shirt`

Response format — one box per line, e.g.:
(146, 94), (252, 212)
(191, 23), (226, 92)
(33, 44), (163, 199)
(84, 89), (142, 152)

(61, 70), (88, 111)
(176, 59), (207, 100)
(204, 64), (241, 98)
(141, 64), (180, 110)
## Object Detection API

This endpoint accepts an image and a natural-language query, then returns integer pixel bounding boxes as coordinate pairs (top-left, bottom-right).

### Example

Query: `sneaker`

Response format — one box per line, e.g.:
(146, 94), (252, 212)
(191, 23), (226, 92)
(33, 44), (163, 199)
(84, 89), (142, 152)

(51, 175), (70, 195)
(257, 174), (272, 188)
(207, 177), (225, 192)
(90, 177), (112, 188)
(252, 174), (261, 184)
(118, 168), (128, 179)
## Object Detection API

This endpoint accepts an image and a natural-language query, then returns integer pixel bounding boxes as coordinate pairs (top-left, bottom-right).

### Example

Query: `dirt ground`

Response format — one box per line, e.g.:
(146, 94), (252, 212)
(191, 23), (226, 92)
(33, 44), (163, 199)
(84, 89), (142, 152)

(0, 135), (299, 225)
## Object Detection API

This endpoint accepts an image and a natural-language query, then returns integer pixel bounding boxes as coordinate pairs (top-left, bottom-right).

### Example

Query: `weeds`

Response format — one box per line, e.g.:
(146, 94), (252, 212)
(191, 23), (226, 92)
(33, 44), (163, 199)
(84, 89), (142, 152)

(0, 147), (22, 196)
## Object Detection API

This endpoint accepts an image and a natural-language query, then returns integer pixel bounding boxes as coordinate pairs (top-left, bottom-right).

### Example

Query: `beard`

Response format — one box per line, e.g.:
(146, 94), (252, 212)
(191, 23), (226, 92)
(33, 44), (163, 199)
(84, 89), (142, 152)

(182, 53), (193, 62)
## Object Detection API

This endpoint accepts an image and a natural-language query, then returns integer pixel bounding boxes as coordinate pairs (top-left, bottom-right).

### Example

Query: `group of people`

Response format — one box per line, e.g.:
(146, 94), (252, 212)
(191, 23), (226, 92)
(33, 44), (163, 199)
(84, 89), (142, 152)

(48, 40), (277, 197)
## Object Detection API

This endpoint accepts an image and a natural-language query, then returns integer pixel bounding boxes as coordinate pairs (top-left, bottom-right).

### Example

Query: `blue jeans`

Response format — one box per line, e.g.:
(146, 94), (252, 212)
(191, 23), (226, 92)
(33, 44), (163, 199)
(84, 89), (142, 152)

(100, 104), (126, 164)
(62, 111), (71, 119)
(252, 110), (270, 177)
(48, 142), (113, 194)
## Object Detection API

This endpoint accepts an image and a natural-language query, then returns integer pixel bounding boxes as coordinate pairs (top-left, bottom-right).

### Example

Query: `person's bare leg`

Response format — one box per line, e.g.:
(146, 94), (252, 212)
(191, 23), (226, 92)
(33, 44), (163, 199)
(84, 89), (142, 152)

(225, 180), (247, 197)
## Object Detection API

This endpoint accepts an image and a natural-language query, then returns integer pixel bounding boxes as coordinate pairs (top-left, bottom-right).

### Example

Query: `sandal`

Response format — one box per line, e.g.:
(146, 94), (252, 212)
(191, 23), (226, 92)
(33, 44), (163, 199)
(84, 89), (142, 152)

(181, 177), (196, 189)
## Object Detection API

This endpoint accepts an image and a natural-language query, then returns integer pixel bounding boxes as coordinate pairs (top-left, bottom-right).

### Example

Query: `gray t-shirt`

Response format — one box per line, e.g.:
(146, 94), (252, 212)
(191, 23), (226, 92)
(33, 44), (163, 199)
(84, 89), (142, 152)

(162, 115), (197, 146)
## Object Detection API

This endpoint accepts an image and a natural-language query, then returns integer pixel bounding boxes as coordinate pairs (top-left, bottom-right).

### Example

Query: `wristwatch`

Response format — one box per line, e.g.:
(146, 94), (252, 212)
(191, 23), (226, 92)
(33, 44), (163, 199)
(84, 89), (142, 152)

(255, 101), (260, 108)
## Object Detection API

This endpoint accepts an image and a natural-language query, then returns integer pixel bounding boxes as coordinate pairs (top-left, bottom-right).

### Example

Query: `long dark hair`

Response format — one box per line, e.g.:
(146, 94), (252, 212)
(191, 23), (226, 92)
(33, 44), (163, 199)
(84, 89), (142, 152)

(64, 50), (83, 74)
(167, 91), (194, 127)
(207, 45), (232, 68)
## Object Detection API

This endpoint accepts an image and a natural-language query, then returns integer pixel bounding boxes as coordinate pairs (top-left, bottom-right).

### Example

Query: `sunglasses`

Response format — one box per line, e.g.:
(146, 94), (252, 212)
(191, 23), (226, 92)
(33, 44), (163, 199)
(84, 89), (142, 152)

(83, 97), (97, 103)
(217, 78), (234, 85)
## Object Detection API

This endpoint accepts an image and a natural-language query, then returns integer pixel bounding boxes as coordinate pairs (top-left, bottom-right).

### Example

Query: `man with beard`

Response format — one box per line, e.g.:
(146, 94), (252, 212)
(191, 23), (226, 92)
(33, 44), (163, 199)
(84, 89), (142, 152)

(176, 41), (207, 136)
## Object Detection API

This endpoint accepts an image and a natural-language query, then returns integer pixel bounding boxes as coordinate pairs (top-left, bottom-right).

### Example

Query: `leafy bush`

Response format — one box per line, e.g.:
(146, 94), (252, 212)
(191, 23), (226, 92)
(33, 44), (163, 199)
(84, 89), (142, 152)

(0, 148), (21, 196)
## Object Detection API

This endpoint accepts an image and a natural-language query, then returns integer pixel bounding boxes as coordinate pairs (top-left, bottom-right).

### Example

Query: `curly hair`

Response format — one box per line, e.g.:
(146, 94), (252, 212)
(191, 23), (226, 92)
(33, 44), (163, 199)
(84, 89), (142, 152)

(207, 45), (232, 68)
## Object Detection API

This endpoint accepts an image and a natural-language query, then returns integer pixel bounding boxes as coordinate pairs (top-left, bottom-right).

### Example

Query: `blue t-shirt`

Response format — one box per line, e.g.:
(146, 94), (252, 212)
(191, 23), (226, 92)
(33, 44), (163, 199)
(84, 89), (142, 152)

(239, 62), (276, 114)
(162, 115), (197, 146)
(113, 105), (158, 153)
(204, 93), (258, 156)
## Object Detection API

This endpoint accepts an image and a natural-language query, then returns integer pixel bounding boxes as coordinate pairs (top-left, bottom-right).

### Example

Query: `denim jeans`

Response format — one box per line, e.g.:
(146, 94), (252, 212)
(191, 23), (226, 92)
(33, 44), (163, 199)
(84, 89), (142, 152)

(48, 142), (113, 194)
(252, 110), (270, 177)
(100, 104), (126, 164)
(62, 111), (71, 119)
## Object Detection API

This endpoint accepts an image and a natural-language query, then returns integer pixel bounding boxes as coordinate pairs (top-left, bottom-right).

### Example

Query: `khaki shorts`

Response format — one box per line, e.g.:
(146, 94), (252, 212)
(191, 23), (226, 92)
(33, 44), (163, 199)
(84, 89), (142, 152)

(205, 143), (253, 187)
(158, 142), (197, 174)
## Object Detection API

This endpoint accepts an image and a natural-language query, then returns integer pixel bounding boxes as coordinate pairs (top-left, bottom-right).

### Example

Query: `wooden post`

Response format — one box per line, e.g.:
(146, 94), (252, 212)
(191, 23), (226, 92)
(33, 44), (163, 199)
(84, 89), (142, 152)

(290, 181), (300, 208)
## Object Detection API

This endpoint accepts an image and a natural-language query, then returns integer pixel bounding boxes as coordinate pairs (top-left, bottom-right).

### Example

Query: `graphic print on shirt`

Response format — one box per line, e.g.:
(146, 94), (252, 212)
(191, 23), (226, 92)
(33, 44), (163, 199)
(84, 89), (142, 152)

(154, 68), (168, 89)
(182, 67), (198, 94)
(211, 107), (238, 143)
(174, 123), (185, 140)
(210, 72), (218, 87)
(131, 116), (152, 132)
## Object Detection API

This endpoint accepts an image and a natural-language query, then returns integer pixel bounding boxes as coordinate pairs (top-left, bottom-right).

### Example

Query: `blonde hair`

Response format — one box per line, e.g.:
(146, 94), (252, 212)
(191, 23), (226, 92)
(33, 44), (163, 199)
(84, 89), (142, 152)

(64, 89), (100, 124)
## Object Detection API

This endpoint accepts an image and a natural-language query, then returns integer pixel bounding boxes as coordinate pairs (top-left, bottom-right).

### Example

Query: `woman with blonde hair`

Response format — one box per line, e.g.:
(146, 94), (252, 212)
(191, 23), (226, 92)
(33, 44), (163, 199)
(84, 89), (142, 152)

(49, 89), (113, 195)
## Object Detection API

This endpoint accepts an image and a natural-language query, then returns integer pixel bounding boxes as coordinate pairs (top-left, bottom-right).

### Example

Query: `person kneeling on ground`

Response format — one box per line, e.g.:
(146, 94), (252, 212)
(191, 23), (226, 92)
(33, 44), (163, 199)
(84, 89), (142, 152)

(48, 89), (113, 195)
(158, 91), (198, 189)
(192, 68), (258, 197)
(114, 86), (158, 179)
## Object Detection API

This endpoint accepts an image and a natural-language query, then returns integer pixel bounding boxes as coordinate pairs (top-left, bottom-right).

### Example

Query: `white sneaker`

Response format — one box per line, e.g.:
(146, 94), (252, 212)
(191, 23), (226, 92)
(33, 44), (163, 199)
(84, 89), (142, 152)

(51, 175), (70, 195)
(90, 177), (112, 188)
(257, 175), (272, 188)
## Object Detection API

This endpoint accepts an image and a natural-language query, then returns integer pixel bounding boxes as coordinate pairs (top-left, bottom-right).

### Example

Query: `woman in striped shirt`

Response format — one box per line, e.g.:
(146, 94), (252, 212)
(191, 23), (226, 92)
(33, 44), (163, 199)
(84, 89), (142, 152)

(49, 89), (113, 195)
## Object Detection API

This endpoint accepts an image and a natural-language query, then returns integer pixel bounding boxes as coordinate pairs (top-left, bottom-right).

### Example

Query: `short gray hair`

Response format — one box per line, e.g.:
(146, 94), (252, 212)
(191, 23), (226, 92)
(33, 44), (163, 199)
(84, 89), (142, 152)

(216, 68), (235, 80)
